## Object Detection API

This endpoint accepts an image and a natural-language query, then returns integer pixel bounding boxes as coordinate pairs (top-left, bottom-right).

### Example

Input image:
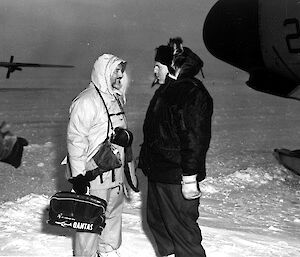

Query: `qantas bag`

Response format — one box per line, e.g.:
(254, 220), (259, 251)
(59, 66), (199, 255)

(48, 191), (107, 234)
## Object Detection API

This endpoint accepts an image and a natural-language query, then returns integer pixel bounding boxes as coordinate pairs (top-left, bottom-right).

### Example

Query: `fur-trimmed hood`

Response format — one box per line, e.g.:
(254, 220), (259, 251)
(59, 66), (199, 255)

(90, 54), (128, 102)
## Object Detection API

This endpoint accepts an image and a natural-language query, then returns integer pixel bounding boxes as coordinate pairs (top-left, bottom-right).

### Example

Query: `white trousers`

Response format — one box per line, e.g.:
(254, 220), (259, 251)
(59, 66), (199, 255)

(74, 185), (124, 257)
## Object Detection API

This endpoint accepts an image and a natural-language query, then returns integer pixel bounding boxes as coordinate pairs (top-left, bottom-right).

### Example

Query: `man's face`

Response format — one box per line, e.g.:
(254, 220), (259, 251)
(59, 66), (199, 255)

(111, 63), (125, 90)
(153, 62), (169, 84)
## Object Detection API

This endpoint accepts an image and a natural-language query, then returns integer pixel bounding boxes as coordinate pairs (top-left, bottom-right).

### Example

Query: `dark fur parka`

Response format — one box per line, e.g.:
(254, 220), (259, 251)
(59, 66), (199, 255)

(139, 49), (213, 184)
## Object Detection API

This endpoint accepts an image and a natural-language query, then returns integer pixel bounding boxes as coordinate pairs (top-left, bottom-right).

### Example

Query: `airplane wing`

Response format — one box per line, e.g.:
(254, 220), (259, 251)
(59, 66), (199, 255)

(0, 62), (74, 68)
(0, 56), (74, 79)
(0, 63), (74, 68)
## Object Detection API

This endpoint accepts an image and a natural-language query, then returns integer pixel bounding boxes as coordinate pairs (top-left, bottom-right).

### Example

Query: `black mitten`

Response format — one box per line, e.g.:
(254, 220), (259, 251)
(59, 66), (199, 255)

(1, 137), (28, 168)
(69, 174), (90, 195)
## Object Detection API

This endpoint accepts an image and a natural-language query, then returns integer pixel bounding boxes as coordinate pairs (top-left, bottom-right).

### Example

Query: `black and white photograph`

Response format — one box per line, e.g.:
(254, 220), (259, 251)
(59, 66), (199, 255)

(0, 0), (299, 256)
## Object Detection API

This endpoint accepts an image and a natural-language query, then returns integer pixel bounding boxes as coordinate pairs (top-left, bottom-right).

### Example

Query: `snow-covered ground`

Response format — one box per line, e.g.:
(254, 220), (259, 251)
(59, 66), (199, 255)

(0, 78), (299, 256)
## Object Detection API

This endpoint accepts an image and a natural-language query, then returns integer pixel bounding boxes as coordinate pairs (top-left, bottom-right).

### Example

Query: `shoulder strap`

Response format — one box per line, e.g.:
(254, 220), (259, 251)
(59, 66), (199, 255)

(113, 94), (127, 124)
(92, 83), (113, 139)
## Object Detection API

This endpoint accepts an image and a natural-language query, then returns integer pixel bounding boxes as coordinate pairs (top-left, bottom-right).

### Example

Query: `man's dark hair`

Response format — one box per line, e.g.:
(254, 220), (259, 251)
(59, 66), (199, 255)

(154, 45), (173, 67)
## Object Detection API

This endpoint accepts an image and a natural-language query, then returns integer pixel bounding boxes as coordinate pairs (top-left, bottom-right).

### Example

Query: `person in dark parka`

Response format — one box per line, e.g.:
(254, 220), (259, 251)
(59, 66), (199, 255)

(138, 38), (213, 257)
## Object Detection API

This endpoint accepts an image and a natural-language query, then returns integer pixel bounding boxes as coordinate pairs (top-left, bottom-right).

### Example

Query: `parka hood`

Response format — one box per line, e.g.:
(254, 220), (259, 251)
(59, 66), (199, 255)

(176, 47), (204, 79)
(91, 54), (128, 99)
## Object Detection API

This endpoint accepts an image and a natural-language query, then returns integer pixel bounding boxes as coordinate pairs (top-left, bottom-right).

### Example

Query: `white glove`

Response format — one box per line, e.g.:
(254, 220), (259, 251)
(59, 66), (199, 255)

(181, 174), (202, 200)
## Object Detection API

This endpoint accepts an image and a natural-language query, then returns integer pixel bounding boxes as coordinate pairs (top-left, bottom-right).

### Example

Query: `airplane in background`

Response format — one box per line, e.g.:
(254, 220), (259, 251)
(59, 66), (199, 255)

(0, 55), (74, 79)
(203, 0), (300, 101)
(203, 0), (300, 175)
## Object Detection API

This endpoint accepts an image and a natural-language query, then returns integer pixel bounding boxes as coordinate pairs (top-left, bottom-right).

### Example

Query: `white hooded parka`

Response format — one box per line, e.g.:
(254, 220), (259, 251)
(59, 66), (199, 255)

(66, 54), (130, 190)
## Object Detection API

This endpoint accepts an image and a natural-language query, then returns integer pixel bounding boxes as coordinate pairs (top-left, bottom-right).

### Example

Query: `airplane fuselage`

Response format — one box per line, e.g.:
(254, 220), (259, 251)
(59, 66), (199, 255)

(203, 0), (300, 100)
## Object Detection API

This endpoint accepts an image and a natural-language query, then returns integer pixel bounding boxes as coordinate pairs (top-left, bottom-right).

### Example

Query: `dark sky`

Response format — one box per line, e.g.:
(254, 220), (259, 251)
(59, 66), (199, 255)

(0, 0), (233, 80)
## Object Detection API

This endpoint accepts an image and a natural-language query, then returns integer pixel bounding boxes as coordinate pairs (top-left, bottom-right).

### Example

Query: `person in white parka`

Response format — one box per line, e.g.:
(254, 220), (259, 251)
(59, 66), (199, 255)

(66, 54), (137, 257)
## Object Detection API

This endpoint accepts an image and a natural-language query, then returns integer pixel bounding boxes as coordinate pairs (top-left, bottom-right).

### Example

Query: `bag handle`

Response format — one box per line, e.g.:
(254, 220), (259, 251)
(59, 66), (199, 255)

(92, 83), (113, 139)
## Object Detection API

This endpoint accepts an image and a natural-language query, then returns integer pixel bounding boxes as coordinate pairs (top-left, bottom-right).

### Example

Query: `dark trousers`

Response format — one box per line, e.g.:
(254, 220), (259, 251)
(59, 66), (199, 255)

(147, 181), (206, 257)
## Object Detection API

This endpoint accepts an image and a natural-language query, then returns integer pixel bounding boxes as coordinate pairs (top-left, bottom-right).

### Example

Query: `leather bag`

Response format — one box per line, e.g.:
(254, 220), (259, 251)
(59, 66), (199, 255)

(92, 138), (122, 171)
(48, 191), (107, 234)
